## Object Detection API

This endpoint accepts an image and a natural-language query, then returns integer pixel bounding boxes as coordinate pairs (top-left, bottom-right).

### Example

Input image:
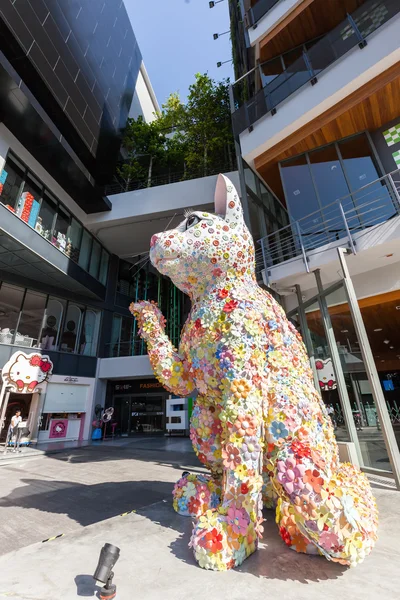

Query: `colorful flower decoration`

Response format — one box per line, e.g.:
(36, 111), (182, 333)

(130, 174), (378, 571)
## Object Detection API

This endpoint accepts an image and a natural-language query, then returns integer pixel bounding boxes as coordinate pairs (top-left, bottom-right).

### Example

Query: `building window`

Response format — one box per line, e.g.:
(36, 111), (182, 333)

(0, 283), (24, 345)
(279, 133), (394, 228)
(0, 281), (100, 355)
(0, 152), (109, 284)
(17, 290), (47, 348)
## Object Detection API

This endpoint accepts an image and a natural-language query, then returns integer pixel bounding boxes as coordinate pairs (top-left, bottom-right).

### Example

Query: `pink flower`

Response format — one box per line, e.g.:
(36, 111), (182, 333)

(222, 444), (241, 469)
(277, 458), (305, 495)
(212, 268), (223, 277)
(319, 531), (339, 551)
(226, 506), (249, 535)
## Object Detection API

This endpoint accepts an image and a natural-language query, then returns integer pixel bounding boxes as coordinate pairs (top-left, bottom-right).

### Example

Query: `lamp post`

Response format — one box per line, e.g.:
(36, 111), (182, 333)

(217, 59), (232, 68)
(209, 0), (226, 7)
(213, 30), (230, 40)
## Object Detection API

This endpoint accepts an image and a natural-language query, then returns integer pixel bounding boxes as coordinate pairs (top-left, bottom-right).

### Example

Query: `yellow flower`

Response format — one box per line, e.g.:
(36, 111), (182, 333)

(235, 464), (248, 480)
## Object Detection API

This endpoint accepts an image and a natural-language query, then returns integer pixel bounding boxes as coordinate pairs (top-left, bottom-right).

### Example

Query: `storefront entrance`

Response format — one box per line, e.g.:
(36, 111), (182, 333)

(0, 392), (32, 442)
(113, 395), (165, 435)
(288, 261), (400, 486)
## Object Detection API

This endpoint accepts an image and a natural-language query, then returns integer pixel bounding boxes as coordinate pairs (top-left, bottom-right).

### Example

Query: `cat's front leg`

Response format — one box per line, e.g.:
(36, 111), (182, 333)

(130, 301), (195, 397)
(190, 376), (265, 570)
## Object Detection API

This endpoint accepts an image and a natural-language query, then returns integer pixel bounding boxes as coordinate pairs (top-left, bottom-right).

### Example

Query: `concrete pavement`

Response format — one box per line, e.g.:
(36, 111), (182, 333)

(0, 486), (398, 600)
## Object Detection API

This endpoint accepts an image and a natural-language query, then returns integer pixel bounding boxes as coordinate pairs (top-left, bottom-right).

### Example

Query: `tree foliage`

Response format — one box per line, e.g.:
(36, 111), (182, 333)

(117, 73), (235, 189)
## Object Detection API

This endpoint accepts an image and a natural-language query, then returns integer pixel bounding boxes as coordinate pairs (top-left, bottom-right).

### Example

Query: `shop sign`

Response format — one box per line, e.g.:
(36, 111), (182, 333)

(1, 351), (53, 393)
(64, 376), (79, 383)
(113, 379), (165, 394)
(49, 419), (68, 439)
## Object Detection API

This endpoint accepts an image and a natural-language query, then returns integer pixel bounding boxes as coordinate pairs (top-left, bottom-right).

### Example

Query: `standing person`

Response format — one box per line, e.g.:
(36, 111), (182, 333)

(7, 409), (22, 453)
(327, 404), (337, 430)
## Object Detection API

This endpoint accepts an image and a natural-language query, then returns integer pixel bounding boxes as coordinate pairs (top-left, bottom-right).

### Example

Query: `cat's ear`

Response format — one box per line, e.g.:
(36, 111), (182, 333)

(214, 174), (244, 225)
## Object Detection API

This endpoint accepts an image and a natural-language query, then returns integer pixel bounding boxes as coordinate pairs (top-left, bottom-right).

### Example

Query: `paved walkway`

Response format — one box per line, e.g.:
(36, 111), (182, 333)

(0, 438), (398, 599)
(0, 486), (398, 600)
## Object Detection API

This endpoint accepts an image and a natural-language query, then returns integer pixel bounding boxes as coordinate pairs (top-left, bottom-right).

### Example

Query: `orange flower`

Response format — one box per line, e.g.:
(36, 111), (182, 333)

(304, 469), (324, 494)
(230, 379), (252, 399)
(202, 528), (223, 553)
(291, 532), (309, 553)
(233, 414), (258, 437)
(294, 495), (318, 518)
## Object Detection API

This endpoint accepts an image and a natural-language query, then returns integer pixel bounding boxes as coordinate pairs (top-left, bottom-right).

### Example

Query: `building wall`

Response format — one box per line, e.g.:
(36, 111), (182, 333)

(129, 63), (160, 123)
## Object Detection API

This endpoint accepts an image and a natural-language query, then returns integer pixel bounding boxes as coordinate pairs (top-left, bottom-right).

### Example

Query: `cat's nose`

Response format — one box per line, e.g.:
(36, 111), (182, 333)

(150, 234), (159, 248)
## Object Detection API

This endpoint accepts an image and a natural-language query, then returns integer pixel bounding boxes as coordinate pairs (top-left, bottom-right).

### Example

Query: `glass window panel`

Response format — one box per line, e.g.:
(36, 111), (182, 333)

(37, 192), (57, 241)
(260, 56), (284, 87)
(17, 290), (47, 348)
(40, 297), (66, 350)
(0, 155), (25, 209)
(60, 304), (83, 353)
(99, 249), (109, 285)
(89, 240), (101, 279)
(53, 206), (71, 254)
(339, 134), (394, 227)
(66, 218), (82, 263)
(0, 284), (24, 345)
(15, 173), (43, 227)
(281, 155), (321, 222)
(110, 315), (122, 357)
(309, 145), (350, 240)
(79, 309), (100, 356)
(79, 230), (92, 271)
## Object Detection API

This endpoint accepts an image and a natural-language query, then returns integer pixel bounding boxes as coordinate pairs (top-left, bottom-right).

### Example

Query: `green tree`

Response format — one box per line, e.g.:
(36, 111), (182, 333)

(118, 115), (166, 190)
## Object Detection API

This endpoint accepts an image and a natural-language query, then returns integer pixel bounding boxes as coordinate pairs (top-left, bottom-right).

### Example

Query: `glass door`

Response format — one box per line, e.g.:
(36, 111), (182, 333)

(324, 286), (392, 471)
(113, 396), (131, 437)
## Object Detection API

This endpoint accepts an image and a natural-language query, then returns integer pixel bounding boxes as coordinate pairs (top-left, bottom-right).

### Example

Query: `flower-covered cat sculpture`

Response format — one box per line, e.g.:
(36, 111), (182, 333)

(130, 175), (378, 571)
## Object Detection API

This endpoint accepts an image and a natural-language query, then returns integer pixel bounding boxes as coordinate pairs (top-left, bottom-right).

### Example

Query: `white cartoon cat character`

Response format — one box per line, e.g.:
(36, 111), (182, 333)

(3, 352), (53, 392)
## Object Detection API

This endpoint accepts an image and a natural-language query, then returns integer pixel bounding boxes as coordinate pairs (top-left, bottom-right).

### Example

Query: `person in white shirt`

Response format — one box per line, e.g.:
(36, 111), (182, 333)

(10, 410), (22, 452)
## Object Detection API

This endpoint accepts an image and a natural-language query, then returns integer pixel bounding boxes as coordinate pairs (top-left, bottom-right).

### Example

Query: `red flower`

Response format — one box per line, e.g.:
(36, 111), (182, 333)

(194, 319), (202, 330)
(291, 439), (311, 459)
(188, 497), (201, 515)
(30, 355), (41, 367)
(218, 288), (229, 299)
(241, 482), (249, 494)
(279, 526), (292, 546)
(202, 528), (223, 553)
(223, 300), (238, 313)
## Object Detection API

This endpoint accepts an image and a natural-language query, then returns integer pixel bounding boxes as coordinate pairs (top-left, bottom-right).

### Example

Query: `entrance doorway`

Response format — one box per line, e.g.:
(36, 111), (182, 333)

(0, 393), (32, 442)
(112, 394), (166, 436)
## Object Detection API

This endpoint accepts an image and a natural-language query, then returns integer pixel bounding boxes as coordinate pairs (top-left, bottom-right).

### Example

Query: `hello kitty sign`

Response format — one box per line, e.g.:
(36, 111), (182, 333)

(1, 351), (53, 393)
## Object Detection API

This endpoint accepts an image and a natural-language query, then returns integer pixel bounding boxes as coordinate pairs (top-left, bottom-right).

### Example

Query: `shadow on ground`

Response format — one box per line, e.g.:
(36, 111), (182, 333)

(141, 500), (347, 585)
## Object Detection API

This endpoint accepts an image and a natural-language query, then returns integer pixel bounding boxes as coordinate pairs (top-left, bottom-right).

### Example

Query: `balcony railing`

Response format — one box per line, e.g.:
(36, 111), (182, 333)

(105, 163), (233, 196)
(246, 0), (281, 28)
(232, 0), (400, 135)
(257, 170), (400, 281)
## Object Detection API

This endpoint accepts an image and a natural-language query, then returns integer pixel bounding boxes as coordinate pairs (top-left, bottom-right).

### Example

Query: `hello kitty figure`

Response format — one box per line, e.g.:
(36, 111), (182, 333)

(2, 352), (53, 393)
(316, 358), (337, 391)
(130, 175), (378, 571)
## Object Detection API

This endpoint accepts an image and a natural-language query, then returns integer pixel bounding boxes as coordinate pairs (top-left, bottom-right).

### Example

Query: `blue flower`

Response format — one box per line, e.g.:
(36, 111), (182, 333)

(283, 336), (293, 346)
(178, 497), (188, 511)
(270, 421), (288, 440)
(268, 320), (279, 330)
(210, 492), (220, 509)
(233, 545), (246, 566)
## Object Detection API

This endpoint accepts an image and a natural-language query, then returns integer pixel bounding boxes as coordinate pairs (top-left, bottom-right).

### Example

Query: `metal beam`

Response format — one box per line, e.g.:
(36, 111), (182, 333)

(314, 269), (363, 465)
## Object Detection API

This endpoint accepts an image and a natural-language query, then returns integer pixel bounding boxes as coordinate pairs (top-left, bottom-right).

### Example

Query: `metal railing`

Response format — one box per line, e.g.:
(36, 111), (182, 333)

(232, 0), (400, 135)
(246, 0), (281, 27)
(105, 163), (233, 196)
(105, 340), (145, 358)
(257, 170), (400, 280)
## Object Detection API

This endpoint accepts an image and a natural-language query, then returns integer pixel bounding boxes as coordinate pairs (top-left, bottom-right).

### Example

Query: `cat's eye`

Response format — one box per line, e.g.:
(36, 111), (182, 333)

(186, 215), (201, 230)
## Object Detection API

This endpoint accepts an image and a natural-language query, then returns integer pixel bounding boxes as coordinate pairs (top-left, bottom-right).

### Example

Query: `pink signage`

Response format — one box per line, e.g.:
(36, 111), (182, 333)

(49, 419), (68, 439)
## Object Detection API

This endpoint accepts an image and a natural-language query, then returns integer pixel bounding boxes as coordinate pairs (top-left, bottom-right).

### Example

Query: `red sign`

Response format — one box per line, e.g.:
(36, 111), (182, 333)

(49, 419), (68, 439)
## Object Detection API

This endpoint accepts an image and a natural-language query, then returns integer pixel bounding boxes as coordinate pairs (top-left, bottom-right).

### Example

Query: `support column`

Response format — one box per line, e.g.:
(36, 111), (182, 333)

(295, 285), (320, 392)
(314, 269), (363, 465)
(337, 248), (400, 489)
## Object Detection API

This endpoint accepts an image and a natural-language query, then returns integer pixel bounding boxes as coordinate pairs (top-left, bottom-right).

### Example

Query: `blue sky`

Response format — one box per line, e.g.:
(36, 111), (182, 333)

(125, 0), (234, 106)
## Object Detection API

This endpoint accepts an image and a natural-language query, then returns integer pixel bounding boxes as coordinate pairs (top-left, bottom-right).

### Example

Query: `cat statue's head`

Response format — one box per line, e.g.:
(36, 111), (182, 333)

(149, 175), (255, 297)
